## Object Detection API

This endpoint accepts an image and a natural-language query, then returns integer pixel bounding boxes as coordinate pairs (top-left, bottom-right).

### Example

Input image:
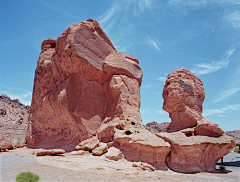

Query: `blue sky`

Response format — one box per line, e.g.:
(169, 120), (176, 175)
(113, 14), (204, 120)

(1, 0), (239, 131)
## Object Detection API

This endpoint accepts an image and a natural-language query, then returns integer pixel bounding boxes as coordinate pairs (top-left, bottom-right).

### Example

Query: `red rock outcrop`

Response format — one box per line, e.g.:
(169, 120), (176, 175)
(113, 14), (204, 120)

(0, 94), (30, 149)
(114, 121), (171, 170)
(26, 19), (143, 151)
(156, 130), (235, 173)
(157, 68), (235, 173)
(162, 68), (224, 136)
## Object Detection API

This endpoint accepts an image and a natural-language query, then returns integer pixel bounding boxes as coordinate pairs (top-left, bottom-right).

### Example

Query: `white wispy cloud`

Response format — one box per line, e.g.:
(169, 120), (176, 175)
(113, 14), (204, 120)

(138, 0), (153, 12)
(142, 84), (152, 88)
(191, 48), (236, 75)
(156, 109), (166, 114)
(157, 77), (166, 82)
(168, 0), (240, 9)
(97, 0), (154, 52)
(214, 87), (240, 103)
(203, 104), (240, 117)
(224, 10), (240, 29)
(147, 36), (161, 51)
(206, 28), (215, 36)
(0, 91), (32, 105)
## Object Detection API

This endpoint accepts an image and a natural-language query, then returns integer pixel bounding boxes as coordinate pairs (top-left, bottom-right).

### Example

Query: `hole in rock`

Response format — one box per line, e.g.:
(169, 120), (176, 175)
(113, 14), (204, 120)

(185, 132), (193, 137)
(125, 130), (132, 135)
(50, 42), (56, 48)
(131, 122), (135, 125)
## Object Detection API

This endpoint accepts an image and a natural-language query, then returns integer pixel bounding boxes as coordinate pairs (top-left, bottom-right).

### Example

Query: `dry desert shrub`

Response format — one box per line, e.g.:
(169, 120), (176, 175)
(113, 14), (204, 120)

(15, 171), (40, 182)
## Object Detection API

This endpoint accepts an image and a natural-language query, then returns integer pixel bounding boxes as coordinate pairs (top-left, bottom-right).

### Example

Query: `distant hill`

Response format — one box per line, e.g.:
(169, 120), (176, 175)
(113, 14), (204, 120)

(0, 94), (30, 147)
(225, 130), (240, 144)
(144, 121), (240, 144)
(143, 121), (169, 134)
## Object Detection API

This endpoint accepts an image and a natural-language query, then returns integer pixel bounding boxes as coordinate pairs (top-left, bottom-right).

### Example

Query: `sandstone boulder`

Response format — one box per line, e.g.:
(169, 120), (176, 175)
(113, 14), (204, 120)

(68, 150), (90, 156)
(132, 162), (155, 171)
(26, 19), (143, 151)
(75, 137), (99, 151)
(92, 142), (108, 156)
(104, 147), (124, 161)
(194, 118), (224, 137)
(156, 130), (235, 173)
(36, 149), (65, 156)
(114, 121), (171, 170)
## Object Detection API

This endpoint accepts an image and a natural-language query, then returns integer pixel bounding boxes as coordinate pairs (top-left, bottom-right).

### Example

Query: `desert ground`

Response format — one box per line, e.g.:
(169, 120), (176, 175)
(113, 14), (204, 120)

(1, 147), (239, 182)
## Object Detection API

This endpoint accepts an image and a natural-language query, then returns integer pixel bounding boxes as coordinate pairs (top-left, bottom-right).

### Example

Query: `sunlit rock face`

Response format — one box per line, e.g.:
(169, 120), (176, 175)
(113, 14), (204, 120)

(26, 19), (143, 151)
(162, 68), (224, 137)
(158, 68), (235, 173)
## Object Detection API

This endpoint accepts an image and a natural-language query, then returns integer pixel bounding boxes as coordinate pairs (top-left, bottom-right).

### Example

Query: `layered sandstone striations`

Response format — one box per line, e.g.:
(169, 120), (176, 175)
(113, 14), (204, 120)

(26, 19), (143, 151)
(0, 94), (30, 149)
(114, 121), (171, 170)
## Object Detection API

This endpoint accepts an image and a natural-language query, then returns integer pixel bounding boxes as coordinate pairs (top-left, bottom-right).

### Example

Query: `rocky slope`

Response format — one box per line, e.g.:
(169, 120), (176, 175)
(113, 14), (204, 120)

(143, 121), (169, 134)
(0, 94), (30, 149)
(225, 130), (240, 144)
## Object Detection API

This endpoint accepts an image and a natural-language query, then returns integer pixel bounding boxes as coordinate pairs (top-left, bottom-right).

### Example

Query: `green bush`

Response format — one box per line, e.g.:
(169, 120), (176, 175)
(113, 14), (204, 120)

(16, 172), (40, 182)
(234, 147), (239, 153)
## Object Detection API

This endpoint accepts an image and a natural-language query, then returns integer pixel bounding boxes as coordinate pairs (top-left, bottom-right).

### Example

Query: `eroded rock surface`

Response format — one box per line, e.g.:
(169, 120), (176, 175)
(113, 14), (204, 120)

(26, 19), (143, 151)
(75, 137), (99, 151)
(0, 94), (30, 148)
(156, 130), (235, 173)
(162, 68), (224, 137)
(92, 142), (108, 156)
(114, 121), (171, 170)
(157, 68), (235, 173)
(0, 134), (14, 151)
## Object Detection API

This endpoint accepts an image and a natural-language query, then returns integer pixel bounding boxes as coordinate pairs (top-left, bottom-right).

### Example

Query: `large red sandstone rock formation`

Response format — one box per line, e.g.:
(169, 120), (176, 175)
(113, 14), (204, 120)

(162, 68), (224, 137)
(0, 94), (30, 149)
(26, 19), (143, 151)
(157, 68), (235, 173)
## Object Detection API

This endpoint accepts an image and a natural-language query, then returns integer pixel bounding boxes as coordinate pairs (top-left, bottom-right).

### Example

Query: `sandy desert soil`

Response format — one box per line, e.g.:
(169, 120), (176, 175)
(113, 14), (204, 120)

(0, 147), (239, 182)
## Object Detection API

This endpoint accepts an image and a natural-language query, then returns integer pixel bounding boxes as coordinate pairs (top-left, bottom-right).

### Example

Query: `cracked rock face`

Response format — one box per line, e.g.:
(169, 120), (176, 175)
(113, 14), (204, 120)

(26, 19), (143, 151)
